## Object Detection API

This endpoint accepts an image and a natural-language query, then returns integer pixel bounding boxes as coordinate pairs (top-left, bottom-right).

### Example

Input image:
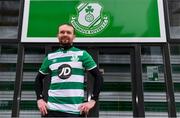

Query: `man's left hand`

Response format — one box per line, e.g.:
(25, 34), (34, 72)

(78, 100), (96, 115)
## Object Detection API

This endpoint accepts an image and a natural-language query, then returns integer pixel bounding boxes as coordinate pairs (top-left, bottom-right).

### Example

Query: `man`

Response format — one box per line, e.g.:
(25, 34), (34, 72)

(34, 24), (103, 117)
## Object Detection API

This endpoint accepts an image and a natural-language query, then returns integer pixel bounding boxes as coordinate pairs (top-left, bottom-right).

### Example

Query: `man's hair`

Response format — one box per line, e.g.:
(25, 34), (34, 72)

(59, 23), (75, 35)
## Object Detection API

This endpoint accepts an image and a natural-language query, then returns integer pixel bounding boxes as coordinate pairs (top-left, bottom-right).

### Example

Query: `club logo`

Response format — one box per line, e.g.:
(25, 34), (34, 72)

(58, 64), (72, 79)
(71, 2), (109, 35)
(70, 55), (79, 62)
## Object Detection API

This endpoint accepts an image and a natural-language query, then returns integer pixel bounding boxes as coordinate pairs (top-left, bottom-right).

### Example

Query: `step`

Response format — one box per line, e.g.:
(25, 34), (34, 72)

(1, 72), (180, 83)
(1, 54), (180, 64)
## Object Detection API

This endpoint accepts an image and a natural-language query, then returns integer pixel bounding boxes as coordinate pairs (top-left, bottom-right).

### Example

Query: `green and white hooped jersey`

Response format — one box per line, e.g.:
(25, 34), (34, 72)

(39, 47), (97, 114)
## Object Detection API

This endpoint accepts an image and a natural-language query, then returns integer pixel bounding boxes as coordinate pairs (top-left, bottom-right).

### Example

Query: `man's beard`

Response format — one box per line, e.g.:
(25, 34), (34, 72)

(59, 37), (72, 49)
(60, 42), (72, 47)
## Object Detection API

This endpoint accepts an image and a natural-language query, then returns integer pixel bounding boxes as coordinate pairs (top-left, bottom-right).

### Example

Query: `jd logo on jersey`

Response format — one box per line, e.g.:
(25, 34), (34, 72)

(58, 64), (72, 79)
(71, 2), (109, 35)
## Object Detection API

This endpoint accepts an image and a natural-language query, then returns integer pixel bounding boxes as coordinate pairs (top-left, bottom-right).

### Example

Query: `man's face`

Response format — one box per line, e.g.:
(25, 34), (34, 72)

(58, 25), (75, 46)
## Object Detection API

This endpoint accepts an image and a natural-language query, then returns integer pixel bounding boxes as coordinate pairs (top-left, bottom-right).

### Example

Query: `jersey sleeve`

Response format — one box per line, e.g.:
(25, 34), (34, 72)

(82, 51), (97, 70)
(39, 56), (50, 75)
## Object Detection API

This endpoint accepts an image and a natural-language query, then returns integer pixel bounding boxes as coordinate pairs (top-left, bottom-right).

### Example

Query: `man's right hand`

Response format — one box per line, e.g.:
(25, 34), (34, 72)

(37, 99), (48, 115)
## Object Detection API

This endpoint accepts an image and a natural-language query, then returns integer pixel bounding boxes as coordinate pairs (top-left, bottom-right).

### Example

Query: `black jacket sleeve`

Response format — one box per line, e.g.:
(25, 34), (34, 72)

(34, 72), (46, 100)
(88, 67), (104, 101)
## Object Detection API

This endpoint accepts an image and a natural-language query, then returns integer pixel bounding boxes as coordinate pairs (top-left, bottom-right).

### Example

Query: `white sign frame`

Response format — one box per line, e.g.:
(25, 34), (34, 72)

(21, 0), (166, 43)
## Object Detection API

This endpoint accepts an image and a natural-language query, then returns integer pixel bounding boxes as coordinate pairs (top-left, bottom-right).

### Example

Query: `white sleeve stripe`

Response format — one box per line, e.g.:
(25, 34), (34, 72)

(39, 70), (49, 75)
(87, 65), (97, 70)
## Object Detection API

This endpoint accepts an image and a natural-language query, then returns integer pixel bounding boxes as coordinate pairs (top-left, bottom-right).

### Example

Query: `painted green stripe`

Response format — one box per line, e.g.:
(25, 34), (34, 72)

(144, 82), (166, 92)
(173, 83), (180, 92)
(51, 68), (84, 76)
(20, 101), (38, 110)
(144, 102), (168, 112)
(18, 100), (180, 112)
(100, 101), (132, 111)
(48, 96), (84, 104)
(50, 82), (84, 90)
(0, 63), (40, 71)
(0, 100), (13, 110)
(0, 82), (35, 91)
(102, 82), (131, 92)
(100, 101), (169, 112)
(103, 82), (167, 92)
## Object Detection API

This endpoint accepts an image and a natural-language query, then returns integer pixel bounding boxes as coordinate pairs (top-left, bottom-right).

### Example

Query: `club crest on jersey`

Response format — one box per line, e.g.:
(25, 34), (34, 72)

(71, 55), (79, 62)
(70, 2), (109, 35)
(58, 64), (72, 79)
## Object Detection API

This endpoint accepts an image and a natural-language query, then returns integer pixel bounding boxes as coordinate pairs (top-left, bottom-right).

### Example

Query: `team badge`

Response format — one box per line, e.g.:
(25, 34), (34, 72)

(71, 2), (109, 35)
(70, 55), (79, 62)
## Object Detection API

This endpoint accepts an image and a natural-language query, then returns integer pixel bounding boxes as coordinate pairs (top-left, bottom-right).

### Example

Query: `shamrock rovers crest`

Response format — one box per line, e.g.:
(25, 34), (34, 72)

(71, 3), (109, 35)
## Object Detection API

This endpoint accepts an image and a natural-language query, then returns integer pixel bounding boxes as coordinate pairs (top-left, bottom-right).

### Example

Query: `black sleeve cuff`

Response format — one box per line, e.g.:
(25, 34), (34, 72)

(37, 94), (44, 100)
(89, 67), (103, 102)
(91, 95), (98, 101)
(34, 72), (46, 100)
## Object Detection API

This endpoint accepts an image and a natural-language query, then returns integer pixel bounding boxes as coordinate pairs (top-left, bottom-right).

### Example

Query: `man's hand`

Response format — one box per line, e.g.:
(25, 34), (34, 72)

(37, 99), (48, 115)
(78, 100), (96, 115)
